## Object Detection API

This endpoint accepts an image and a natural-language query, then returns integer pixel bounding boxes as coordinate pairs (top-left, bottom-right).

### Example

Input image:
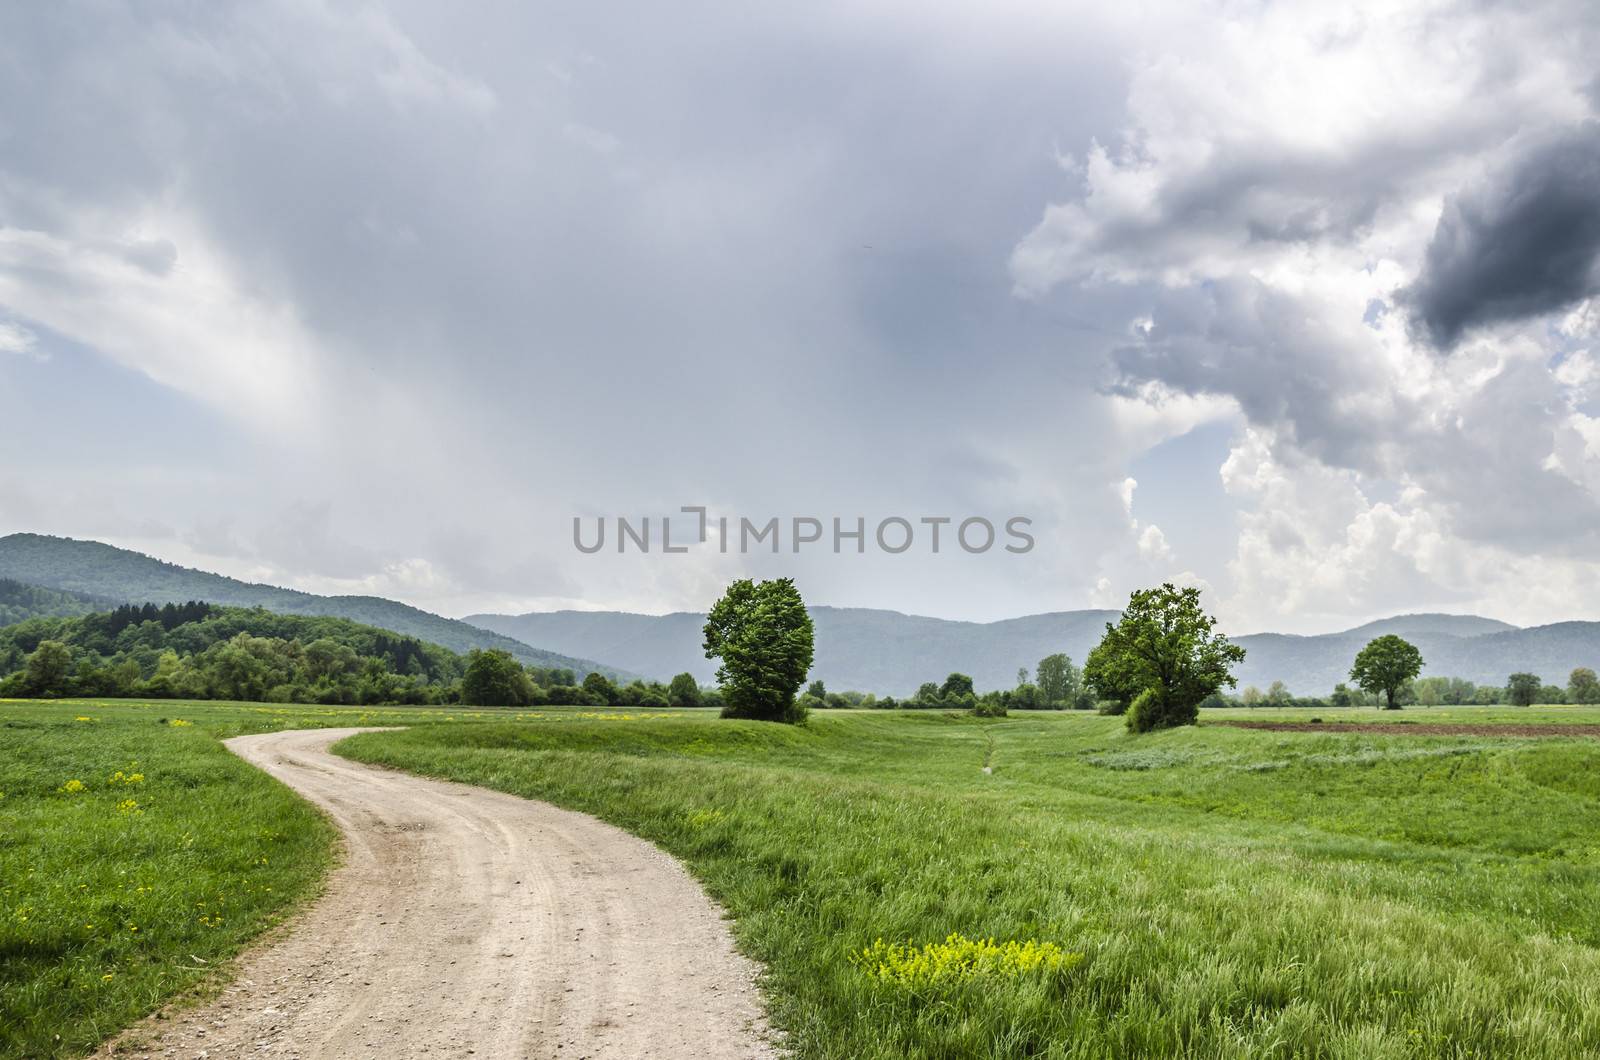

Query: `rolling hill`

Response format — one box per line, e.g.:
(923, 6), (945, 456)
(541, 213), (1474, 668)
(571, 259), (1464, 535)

(470, 606), (1600, 696)
(0, 534), (627, 679)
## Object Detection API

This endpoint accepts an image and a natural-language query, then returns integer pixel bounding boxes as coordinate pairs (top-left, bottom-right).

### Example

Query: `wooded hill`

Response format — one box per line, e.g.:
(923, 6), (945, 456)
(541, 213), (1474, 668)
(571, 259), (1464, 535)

(0, 533), (628, 680)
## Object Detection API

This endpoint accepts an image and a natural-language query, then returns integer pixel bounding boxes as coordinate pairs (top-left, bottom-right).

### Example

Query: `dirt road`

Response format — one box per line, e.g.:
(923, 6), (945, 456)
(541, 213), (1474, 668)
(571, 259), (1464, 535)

(106, 727), (776, 1059)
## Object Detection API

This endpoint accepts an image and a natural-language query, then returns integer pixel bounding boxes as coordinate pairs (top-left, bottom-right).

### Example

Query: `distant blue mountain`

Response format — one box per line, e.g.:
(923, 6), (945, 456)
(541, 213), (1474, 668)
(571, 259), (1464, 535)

(471, 606), (1600, 696)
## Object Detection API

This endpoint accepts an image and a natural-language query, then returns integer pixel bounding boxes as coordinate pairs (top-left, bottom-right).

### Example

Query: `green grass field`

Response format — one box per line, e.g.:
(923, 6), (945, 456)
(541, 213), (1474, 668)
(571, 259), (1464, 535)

(341, 706), (1600, 1058)
(6, 700), (1600, 1057)
(0, 699), (457, 1057)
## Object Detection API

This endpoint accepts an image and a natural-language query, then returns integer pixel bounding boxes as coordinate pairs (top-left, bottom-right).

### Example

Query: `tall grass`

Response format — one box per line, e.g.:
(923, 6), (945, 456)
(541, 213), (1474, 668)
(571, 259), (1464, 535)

(342, 708), (1600, 1058)
(7, 699), (1600, 1057)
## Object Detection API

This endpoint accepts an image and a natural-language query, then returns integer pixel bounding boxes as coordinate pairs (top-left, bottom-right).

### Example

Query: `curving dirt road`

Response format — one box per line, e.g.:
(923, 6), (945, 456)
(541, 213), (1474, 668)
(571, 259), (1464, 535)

(105, 727), (777, 1059)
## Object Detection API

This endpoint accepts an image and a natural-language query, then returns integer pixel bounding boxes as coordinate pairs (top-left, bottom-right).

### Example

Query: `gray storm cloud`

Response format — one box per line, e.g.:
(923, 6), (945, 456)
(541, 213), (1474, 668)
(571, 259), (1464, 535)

(1405, 122), (1600, 349)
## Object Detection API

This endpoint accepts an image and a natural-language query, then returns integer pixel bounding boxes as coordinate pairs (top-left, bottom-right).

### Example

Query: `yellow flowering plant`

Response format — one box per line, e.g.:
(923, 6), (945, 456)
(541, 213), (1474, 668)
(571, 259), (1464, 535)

(853, 933), (1082, 989)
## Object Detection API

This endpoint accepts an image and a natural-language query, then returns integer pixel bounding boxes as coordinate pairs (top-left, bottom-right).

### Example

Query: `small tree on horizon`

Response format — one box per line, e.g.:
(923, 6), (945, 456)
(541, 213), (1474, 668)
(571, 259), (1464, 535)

(940, 672), (975, 700)
(667, 672), (702, 707)
(1506, 672), (1541, 707)
(703, 577), (815, 724)
(1349, 635), (1424, 710)
(1568, 667), (1600, 705)
(461, 648), (537, 707)
(582, 670), (620, 705)
(22, 640), (73, 696)
(1035, 653), (1080, 707)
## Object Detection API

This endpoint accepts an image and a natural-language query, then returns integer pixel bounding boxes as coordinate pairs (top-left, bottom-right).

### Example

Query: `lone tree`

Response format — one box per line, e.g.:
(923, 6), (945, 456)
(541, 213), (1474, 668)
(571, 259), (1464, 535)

(1506, 672), (1542, 707)
(703, 577), (815, 723)
(1084, 584), (1245, 733)
(1349, 635), (1423, 710)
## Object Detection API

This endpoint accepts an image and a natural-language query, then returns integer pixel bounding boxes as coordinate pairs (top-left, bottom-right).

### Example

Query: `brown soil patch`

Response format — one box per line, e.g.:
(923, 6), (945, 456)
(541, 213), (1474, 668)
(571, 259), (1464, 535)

(1215, 721), (1600, 738)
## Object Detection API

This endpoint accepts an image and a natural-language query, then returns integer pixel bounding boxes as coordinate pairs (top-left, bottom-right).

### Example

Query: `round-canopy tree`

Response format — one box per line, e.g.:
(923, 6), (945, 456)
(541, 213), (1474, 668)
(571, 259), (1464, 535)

(1084, 583), (1245, 733)
(1349, 635), (1423, 710)
(702, 577), (815, 723)
(1506, 672), (1542, 707)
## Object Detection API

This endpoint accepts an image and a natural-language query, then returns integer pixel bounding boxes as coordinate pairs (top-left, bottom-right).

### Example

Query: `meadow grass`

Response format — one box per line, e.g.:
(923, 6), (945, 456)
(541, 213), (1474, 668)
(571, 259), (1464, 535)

(6, 699), (1600, 1057)
(338, 705), (1600, 1059)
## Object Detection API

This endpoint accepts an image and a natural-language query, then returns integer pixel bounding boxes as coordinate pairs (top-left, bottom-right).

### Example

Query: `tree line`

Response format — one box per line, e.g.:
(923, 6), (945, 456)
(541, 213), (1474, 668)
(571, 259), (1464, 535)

(1229, 667), (1600, 709)
(5, 581), (1592, 719)
(0, 604), (720, 708)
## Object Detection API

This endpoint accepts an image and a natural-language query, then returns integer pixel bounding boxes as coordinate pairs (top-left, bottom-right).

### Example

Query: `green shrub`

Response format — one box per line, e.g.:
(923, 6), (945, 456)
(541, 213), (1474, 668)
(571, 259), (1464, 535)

(973, 692), (1008, 717)
(1126, 687), (1200, 733)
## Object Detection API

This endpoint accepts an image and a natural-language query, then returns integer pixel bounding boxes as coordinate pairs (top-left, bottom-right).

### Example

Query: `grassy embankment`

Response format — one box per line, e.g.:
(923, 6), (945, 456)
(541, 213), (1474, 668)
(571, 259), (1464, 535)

(342, 705), (1600, 1059)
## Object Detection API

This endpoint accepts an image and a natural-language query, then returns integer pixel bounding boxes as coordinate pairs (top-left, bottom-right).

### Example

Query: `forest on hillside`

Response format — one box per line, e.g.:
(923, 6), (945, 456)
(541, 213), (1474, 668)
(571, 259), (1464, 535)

(0, 534), (621, 678)
(0, 579), (112, 626)
(0, 601), (692, 708)
(0, 603), (465, 704)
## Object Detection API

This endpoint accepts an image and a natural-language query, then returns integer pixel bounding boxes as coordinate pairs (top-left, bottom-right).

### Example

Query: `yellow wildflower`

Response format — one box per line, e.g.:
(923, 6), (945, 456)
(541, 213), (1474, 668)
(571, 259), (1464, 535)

(853, 933), (1082, 988)
(60, 779), (85, 794)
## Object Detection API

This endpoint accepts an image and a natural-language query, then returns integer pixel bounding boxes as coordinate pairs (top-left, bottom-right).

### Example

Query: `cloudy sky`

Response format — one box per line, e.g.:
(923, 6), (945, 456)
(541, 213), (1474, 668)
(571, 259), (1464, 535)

(3, 0), (1599, 633)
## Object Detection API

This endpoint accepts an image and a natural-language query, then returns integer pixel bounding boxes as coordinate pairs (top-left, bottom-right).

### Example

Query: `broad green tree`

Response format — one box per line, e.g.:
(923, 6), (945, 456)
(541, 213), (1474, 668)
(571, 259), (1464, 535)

(702, 577), (815, 723)
(1505, 672), (1541, 707)
(1085, 584), (1245, 733)
(1349, 635), (1424, 710)
(1568, 667), (1600, 705)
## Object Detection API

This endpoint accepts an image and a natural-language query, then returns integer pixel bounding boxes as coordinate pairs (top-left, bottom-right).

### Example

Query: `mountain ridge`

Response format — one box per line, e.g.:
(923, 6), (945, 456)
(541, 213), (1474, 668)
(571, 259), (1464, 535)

(470, 606), (1599, 696)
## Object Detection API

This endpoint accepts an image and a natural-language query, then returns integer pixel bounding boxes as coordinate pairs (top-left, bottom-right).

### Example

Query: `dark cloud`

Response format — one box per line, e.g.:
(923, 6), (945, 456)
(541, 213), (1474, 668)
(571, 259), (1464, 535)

(1405, 122), (1600, 349)
(0, 1), (1154, 622)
